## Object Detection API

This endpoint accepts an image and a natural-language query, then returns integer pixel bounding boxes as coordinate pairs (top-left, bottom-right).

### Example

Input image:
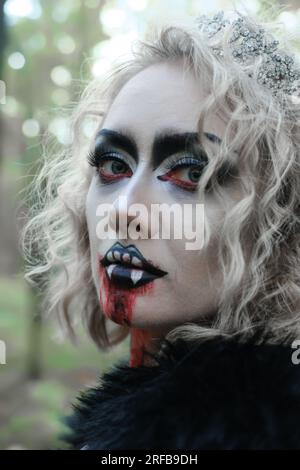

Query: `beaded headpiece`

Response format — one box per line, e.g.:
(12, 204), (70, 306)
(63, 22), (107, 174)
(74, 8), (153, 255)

(195, 11), (300, 98)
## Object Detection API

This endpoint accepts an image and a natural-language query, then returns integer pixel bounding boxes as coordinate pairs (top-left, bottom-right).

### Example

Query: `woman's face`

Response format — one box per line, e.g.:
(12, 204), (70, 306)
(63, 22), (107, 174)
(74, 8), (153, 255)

(86, 60), (245, 332)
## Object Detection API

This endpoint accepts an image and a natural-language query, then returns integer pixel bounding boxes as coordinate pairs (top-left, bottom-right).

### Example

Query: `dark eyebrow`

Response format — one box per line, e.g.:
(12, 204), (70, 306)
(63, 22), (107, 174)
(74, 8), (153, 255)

(94, 128), (223, 169)
(95, 128), (138, 160)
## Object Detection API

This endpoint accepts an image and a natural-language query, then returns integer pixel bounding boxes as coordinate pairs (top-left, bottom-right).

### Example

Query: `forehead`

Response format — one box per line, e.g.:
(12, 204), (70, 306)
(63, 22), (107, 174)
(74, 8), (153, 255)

(102, 61), (226, 147)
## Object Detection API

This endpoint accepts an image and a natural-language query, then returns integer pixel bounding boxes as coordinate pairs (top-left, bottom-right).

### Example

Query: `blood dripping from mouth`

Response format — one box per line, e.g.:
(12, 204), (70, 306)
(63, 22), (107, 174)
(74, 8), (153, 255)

(97, 255), (155, 367)
(130, 328), (157, 368)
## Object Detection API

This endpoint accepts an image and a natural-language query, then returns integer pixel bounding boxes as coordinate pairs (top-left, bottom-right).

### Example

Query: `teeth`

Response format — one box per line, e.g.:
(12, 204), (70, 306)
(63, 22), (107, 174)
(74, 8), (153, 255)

(107, 252), (114, 262)
(106, 264), (116, 279)
(131, 256), (143, 268)
(113, 250), (121, 261)
(130, 269), (143, 285)
(122, 253), (131, 263)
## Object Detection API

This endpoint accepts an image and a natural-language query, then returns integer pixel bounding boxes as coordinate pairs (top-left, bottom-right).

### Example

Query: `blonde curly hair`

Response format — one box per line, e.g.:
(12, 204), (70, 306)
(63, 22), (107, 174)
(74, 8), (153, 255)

(22, 8), (300, 352)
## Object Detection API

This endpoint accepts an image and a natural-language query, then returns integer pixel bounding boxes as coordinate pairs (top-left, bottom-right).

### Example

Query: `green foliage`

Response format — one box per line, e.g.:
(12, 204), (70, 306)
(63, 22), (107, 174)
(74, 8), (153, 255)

(0, 277), (129, 449)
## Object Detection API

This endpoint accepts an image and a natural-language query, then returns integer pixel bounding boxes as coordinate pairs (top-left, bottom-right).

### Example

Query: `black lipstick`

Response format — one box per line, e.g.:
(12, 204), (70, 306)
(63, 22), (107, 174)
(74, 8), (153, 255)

(100, 242), (168, 289)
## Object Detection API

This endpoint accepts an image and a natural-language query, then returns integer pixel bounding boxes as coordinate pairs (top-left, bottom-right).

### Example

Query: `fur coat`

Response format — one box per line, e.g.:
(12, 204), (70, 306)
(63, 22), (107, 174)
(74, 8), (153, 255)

(63, 334), (300, 450)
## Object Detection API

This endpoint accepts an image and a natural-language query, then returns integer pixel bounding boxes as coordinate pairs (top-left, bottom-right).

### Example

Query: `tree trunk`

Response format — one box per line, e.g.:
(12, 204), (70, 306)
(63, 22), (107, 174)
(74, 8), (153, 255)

(0, 0), (7, 168)
(0, 0), (7, 80)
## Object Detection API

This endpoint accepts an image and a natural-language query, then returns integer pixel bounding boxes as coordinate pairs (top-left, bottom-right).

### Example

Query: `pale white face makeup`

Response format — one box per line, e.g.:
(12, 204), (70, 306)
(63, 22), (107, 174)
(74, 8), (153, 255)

(85, 60), (245, 339)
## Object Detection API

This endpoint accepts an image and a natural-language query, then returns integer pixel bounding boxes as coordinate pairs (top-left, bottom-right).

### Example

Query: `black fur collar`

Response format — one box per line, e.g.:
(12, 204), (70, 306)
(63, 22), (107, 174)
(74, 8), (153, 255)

(63, 335), (300, 450)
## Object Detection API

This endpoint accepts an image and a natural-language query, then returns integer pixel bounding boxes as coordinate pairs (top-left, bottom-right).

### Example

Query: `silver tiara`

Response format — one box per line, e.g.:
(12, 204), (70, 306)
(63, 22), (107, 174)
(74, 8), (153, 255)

(195, 11), (300, 98)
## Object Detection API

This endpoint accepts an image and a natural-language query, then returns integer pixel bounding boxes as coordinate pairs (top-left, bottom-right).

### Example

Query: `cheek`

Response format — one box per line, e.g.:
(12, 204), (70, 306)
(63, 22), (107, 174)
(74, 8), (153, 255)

(85, 180), (98, 235)
(85, 182), (102, 287)
(168, 235), (223, 314)
(86, 179), (111, 258)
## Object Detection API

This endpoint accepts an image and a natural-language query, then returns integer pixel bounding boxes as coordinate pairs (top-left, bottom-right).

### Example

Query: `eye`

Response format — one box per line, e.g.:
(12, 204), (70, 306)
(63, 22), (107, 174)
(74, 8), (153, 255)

(99, 157), (132, 182)
(88, 150), (133, 183)
(157, 155), (207, 192)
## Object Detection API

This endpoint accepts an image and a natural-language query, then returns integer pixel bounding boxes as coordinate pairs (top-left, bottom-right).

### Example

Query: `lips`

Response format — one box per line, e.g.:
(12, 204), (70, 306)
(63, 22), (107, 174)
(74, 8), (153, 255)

(100, 242), (168, 289)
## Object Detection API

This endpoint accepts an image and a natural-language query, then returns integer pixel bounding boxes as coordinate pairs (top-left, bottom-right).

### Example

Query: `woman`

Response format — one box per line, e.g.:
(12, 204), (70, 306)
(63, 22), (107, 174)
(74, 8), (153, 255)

(23, 9), (300, 449)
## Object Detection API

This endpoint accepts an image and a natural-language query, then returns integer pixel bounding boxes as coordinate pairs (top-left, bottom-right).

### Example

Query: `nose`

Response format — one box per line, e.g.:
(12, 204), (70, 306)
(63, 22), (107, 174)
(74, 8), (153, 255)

(108, 171), (158, 240)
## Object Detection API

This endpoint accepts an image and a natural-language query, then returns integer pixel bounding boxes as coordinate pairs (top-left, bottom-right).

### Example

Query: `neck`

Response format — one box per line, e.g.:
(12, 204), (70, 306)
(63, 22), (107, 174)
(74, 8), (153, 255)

(130, 327), (167, 367)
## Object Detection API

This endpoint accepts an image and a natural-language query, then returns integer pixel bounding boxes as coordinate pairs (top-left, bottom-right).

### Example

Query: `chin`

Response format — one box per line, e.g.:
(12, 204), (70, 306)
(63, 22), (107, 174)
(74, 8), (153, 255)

(128, 308), (176, 331)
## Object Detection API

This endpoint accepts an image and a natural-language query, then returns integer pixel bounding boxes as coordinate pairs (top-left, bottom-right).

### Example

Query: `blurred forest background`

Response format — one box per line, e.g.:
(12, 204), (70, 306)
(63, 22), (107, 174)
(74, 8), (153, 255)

(0, 0), (299, 450)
